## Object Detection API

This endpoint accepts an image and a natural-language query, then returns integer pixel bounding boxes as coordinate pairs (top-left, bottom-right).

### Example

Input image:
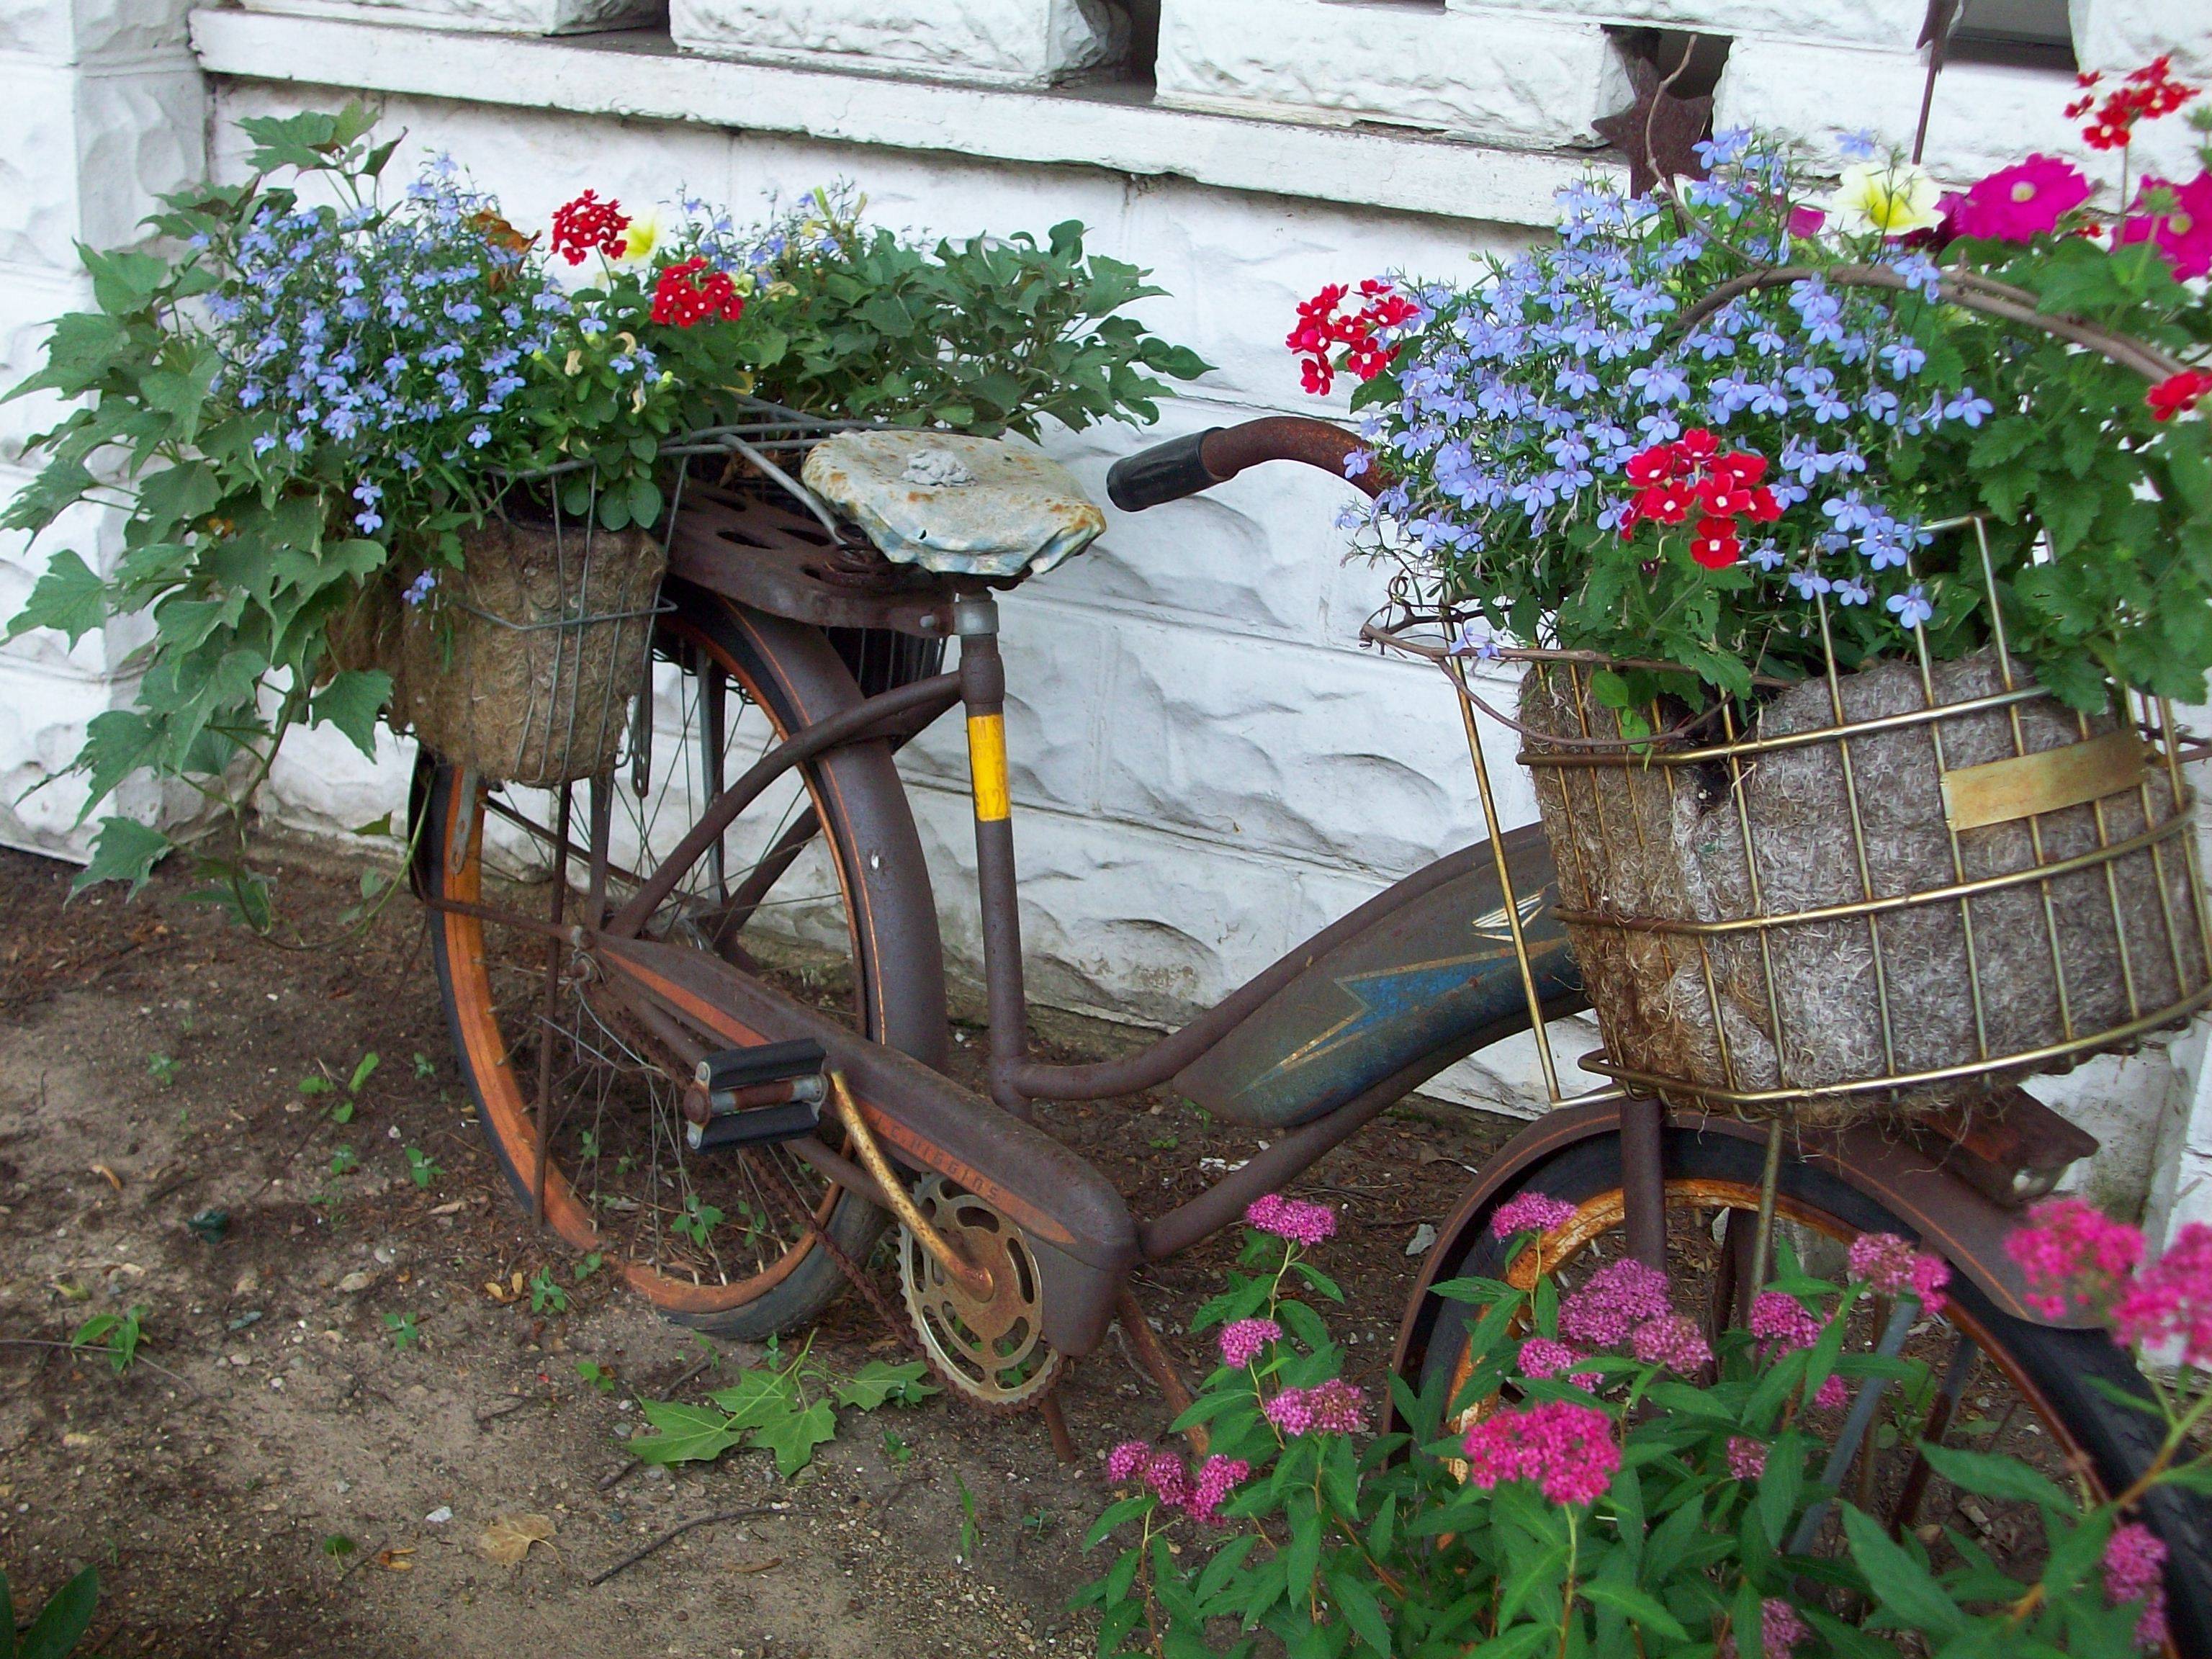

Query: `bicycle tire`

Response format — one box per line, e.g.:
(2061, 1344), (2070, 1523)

(1410, 1127), (2212, 1657)
(414, 583), (948, 1340)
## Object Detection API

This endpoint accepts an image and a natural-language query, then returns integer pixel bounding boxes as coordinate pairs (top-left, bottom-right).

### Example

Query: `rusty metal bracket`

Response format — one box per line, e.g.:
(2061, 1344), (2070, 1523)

(828, 1072), (997, 1302)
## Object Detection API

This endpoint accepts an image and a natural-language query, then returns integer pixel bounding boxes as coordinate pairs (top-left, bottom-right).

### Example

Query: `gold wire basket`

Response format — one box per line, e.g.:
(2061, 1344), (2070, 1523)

(1370, 517), (2212, 1125)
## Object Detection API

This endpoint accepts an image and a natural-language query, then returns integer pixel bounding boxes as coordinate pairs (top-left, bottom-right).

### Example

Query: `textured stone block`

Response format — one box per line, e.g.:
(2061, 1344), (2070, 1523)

(235, 0), (665, 37)
(0, 66), (203, 272)
(0, 655), (171, 863)
(0, 0), (191, 62)
(0, 269), (94, 472)
(1156, 0), (1624, 150)
(1446, 0), (1925, 50)
(672, 0), (1126, 86)
(2069, 0), (2212, 80)
(0, 490), (147, 679)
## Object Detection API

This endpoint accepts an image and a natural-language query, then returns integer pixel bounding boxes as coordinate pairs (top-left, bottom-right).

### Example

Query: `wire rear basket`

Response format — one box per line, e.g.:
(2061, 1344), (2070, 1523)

(1372, 518), (2212, 1125)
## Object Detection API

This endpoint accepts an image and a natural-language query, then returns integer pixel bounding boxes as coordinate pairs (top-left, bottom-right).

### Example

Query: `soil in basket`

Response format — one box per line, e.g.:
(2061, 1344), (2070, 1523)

(0, 837), (1521, 1658)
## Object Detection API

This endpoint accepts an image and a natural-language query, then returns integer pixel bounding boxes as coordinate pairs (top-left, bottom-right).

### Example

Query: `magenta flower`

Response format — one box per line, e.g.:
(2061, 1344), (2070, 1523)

(1560, 1259), (1672, 1346)
(1726, 1436), (1767, 1480)
(1749, 1290), (1822, 1356)
(1491, 1191), (1578, 1239)
(2005, 1196), (2145, 1318)
(1787, 204), (1826, 239)
(1264, 1378), (1368, 1437)
(2105, 1522), (2170, 1648)
(1217, 1317), (1282, 1369)
(1629, 1313), (1712, 1372)
(1951, 154), (2091, 241)
(1517, 1336), (1586, 1380)
(1105, 1439), (1148, 1484)
(1142, 1448), (1191, 1508)
(1812, 1375), (1850, 1412)
(2110, 1221), (2212, 1366)
(1845, 1231), (1951, 1313)
(1186, 1454), (1250, 1525)
(1262, 1388), (1313, 1436)
(1762, 1597), (1809, 1658)
(1245, 1192), (1337, 1246)
(1459, 1399), (1622, 1506)
(2120, 170), (2212, 279)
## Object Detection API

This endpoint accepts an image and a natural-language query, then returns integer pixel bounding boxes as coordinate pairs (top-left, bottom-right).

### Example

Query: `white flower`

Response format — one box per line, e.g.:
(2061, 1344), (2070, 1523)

(1827, 162), (1944, 238)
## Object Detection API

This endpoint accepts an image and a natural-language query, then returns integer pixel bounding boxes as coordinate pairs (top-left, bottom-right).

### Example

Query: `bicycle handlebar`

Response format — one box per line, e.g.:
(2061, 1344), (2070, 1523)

(1106, 416), (1384, 512)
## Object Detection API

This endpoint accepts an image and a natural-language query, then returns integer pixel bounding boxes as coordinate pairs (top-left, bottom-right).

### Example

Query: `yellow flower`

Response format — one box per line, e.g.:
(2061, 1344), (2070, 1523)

(612, 205), (667, 267)
(1827, 161), (1943, 237)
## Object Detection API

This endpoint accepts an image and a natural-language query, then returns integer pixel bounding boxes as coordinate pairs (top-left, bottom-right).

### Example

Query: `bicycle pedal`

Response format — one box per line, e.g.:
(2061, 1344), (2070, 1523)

(683, 1039), (828, 1152)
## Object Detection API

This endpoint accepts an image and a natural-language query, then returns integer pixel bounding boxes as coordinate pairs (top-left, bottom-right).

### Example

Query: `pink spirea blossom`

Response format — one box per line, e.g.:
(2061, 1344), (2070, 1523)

(2104, 1522), (2170, 1648)
(1727, 1436), (1767, 1480)
(1459, 1400), (1622, 1506)
(2120, 170), (2212, 279)
(1749, 1291), (1822, 1356)
(1846, 1231), (1951, 1313)
(1246, 1193), (1337, 1246)
(2110, 1221), (2212, 1366)
(1106, 1440), (1147, 1484)
(1187, 1455), (1251, 1525)
(1142, 1449), (1190, 1509)
(1763, 1598), (1809, 1658)
(1491, 1191), (1578, 1239)
(1517, 1337), (1586, 1380)
(1263, 1379), (1368, 1437)
(1560, 1259), (1673, 1346)
(1217, 1318), (1282, 1368)
(1813, 1375), (1850, 1412)
(1952, 154), (2092, 240)
(2005, 1196), (2145, 1318)
(1630, 1313), (1712, 1372)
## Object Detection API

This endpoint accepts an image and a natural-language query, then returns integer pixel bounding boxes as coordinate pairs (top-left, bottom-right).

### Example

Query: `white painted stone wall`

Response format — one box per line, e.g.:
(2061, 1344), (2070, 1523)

(5, 0), (2211, 1225)
(671, 0), (1128, 88)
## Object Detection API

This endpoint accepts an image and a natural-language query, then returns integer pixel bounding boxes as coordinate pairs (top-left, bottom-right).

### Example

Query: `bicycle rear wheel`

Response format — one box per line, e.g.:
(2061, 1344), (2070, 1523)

(1409, 1126), (2212, 1656)
(414, 585), (948, 1339)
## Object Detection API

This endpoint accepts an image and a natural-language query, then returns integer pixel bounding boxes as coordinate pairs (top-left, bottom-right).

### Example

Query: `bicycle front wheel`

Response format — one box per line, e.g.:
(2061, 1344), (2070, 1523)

(415, 585), (948, 1339)
(1410, 1125), (2212, 1655)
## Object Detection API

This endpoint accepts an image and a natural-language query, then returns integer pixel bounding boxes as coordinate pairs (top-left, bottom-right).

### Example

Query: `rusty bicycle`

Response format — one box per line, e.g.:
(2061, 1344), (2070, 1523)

(408, 406), (2211, 1647)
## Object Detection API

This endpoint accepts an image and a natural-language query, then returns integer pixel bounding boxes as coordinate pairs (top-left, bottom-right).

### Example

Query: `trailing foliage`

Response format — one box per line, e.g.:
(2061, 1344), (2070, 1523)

(628, 1340), (938, 1478)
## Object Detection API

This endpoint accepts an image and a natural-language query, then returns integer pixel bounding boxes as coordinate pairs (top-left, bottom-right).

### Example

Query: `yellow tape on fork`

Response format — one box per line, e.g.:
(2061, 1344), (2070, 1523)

(967, 713), (1011, 822)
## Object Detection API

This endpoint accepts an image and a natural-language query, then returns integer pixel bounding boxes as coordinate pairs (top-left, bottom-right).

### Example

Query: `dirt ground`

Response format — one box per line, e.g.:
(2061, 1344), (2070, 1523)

(0, 840), (1524, 1659)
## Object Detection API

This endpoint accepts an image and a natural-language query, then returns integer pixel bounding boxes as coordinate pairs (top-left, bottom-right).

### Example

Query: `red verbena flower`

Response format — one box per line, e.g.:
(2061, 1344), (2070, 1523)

(1617, 432), (1777, 565)
(2067, 57), (2199, 150)
(1287, 279), (1415, 396)
(2148, 369), (2212, 421)
(1460, 1400), (1622, 1506)
(1953, 155), (2092, 242)
(1560, 1259), (1672, 1347)
(2120, 171), (2212, 280)
(1491, 1191), (1578, 1239)
(650, 257), (746, 328)
(2005, 1195), (2144, 1318)
(549, 189), (630, 265)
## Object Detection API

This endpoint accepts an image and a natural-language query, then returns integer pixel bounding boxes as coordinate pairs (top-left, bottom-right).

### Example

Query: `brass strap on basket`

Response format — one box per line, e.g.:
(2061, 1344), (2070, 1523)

(827, 1073), (997, 1301)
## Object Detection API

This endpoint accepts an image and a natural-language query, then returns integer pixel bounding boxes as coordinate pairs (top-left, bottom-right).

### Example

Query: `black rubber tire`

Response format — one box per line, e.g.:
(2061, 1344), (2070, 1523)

(415, 584), (948, 1341)
(1413, 1127), (2212, 1658)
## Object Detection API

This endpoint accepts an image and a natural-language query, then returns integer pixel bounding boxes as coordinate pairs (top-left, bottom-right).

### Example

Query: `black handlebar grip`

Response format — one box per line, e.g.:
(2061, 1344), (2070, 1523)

(1106, 428), (1224, 512)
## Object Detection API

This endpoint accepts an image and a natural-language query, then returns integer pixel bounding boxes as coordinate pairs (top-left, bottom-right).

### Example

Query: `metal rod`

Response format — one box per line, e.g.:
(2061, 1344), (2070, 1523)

(534, 783), (574, 1229)
(587, 773), (613, 927)
(701, 646), (727, 902)
(1749, 1118), (1785, 1296)
(956, 595), (1035, 1120)
(1620, 1096), (1667, 1274)
(1889, 1337), (1977, 1536)
(1788, 1295), (1920, 1555)
(828, 1074), (996, 1300)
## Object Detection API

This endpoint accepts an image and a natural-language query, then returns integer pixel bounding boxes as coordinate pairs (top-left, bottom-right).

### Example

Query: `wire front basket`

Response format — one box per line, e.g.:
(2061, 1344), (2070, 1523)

(1370, 518), (2212, 1125)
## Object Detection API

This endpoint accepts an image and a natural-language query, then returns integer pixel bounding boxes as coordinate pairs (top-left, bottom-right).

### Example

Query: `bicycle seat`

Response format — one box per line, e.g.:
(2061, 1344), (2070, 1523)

(799, 431), (1105, 580)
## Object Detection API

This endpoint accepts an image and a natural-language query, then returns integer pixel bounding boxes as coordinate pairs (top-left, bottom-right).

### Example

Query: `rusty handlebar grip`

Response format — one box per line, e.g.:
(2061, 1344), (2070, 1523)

(1105, 417), (1385, 513)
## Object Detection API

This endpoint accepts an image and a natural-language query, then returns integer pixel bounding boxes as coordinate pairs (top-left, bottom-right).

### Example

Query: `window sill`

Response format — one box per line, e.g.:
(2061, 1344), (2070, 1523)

(188, 7), (1615, 225)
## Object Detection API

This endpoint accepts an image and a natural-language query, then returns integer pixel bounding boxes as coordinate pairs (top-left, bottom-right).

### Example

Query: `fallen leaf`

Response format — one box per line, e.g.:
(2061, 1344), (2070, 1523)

(49, 1278), (90, 1303)
(429, 1200), (465, 1216)
(336, 1270), (376, 1295)
(374, 1547), (415, 1571)
(510, 1269), (525, 1295)
(736, 1557), (782, 1575)
(478, 1513), (557, 1567)
(61, 1431), (94, 1449)
(89, 1164), (123, 1192)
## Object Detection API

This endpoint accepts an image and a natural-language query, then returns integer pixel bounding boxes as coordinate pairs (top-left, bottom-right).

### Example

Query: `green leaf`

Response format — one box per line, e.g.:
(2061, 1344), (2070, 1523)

(1841, 1504), (1969, 1637)
(706, 1367), (799, 1429)
(752, 1396), (838, 1478)
(73, 816), (171, 896)
(1917, 1443), (2074, 1514)
(310, 670), (392, 759)
(7, 548), (107, 644)
(1465, 1624), (1553, 1659)
(833, 1359), (938, 1411)
(1578, 1581), (1688, 1642)
(18, 1565), (96, 1659)
(1325, 1565), (1392, 1655)
(630, 1401), (744, 1465)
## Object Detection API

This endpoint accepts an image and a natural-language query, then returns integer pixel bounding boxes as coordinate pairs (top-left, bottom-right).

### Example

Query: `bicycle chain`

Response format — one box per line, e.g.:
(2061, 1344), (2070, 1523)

(742, 1146), (920, 1357)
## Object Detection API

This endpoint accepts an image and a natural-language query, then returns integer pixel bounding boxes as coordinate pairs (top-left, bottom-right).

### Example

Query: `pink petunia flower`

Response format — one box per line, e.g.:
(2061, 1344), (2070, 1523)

(1217, 1318), (1282, 1369)
(1952, 154), (2092, 240)
(2110, 1222), (2212, 1367)
(1491, 1191), (1578, 1239)
(1186, 1455), (1250, 1525)
(2105, 1522), (2170, 1648)
(1749, 1290), (1823, 1357)
(1629, 1313), (1712, 1373)
(1460, 1399), (1622, 1506)
(2120, 171), (2212, 279)
(1560, 1259), (1673, 1346)
(1245, 1193), (1338, 1246)
(2005, 1196), (2145, 1318)
(1727, 1436), (1767, 1480)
